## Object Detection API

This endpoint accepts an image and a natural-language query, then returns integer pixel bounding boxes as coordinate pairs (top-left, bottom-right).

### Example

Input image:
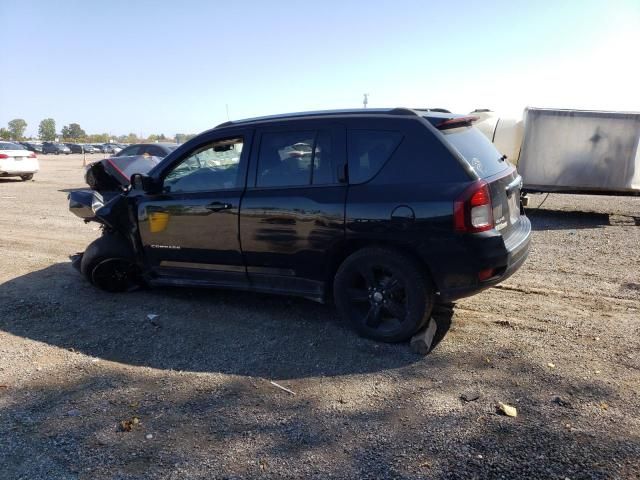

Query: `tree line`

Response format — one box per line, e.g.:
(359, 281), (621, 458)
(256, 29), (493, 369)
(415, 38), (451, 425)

(0, 118), (196, 144)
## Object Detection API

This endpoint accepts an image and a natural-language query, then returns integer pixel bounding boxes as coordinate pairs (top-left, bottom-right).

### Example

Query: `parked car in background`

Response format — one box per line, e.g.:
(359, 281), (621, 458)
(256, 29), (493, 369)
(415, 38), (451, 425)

(83, 144), (97, 153)
(114, 143), (178, 158)
(102, 143), (122, 154)
(65, 143), (85, 154)
(69, 108), (531, 342)
(0, 141), (39, 181)
(19, 142), (43, 153)
(42, 142), (71, 155)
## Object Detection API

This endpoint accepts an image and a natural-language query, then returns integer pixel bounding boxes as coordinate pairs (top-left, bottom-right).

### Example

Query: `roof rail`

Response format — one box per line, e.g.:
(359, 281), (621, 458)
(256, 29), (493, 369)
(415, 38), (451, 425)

(215, 107), (421, 128)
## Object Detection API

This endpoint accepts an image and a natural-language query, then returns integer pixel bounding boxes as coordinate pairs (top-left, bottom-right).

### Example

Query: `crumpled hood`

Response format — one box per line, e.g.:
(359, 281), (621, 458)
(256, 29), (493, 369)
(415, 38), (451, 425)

(85, 155), (162, 191)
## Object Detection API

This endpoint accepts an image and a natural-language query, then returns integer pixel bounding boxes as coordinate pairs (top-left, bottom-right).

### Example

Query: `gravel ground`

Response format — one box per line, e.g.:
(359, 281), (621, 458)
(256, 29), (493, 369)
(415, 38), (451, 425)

(1, 154), (639, 479)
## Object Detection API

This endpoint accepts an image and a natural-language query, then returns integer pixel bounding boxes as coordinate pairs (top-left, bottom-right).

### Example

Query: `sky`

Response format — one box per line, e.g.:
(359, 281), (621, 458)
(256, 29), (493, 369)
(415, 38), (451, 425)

(1, 0), (639, 138)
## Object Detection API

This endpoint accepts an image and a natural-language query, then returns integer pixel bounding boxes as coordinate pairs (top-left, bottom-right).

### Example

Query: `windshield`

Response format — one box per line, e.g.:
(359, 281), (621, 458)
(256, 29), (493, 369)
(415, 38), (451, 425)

(439, 126), (509, 178)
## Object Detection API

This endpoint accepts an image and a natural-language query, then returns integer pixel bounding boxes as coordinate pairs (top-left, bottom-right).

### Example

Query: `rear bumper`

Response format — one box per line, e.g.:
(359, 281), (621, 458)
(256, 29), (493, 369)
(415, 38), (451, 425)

(436, 216), (531, 301)
(0, 159), (39, 176)
(0, 170), (39, 176)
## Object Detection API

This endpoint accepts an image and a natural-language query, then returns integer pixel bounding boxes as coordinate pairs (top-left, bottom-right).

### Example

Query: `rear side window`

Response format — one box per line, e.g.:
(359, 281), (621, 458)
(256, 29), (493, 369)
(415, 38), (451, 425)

(440, 126), (508, 178)
(348, 130), (403, 184)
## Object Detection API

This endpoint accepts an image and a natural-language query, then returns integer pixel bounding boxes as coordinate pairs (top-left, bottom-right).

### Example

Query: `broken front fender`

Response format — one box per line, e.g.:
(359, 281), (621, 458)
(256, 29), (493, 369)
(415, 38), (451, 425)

(68, 189), (126, 228)
(68, 190), (97, 220)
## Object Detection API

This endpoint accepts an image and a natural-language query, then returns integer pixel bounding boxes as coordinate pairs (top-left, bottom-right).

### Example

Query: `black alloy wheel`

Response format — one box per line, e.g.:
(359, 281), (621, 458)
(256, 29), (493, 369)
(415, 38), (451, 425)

(80, 233), (141, 293)
(334, 247), (433, 342)
(91, 258), (139, 292)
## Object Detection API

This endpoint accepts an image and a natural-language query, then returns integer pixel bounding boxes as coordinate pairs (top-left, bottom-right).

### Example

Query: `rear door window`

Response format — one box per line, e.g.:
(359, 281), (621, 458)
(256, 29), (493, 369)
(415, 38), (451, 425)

(256, 130), (334, 188)
(347, 130), (403, 184)
(440, 126), (509, 178)
(312, 131), (333, 185)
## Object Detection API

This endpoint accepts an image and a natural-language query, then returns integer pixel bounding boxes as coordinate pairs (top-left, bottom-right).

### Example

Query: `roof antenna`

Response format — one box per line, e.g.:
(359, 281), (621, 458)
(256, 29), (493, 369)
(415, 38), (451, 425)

(225, 104), (230, 121)
(363, 93), (369, 109)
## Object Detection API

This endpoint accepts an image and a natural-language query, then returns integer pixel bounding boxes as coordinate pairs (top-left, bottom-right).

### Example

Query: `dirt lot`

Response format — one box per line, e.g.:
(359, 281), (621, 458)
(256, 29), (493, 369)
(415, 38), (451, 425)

(1, 154), (639, 479)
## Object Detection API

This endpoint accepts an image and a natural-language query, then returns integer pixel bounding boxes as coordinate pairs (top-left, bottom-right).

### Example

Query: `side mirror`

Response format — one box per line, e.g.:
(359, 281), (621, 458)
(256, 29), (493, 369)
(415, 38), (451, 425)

(130, 173), (157, 193)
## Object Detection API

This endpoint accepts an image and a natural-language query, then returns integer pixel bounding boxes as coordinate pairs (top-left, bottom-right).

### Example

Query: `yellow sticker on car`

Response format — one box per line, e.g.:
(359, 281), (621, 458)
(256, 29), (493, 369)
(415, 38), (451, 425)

(149, 212), (169, 233)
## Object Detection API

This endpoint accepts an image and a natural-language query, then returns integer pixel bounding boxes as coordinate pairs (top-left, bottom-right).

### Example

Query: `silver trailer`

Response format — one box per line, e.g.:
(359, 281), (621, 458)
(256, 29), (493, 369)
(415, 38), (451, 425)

(518, 108), (640, 195)
(475, 108), (640, 195)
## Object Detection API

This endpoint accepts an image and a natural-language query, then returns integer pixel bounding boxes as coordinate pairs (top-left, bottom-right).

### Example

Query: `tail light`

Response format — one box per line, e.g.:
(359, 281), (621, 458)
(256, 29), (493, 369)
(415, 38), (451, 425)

(0, 154), (8, 159)
(454, 180), (494, 233)
(29, 152), (37, 158)
(478, 267), (496, 281)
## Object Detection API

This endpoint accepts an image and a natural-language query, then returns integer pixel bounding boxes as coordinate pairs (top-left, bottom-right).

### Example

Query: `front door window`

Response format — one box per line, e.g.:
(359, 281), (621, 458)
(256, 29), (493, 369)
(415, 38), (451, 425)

(164, 137), (244, 193)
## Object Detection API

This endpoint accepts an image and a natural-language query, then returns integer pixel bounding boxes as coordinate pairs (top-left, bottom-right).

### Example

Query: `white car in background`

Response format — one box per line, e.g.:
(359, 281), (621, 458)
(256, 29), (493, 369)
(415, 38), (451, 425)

(0, 141), (40, 181)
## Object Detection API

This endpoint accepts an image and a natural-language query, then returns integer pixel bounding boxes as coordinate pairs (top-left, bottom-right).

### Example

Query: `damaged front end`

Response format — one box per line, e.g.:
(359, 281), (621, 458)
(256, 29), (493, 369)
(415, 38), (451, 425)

(68, 189), (124, 224)
(68, 189), (118, 221)
(69, 154), (160, 223)
(68, 190), (131, 271)
(68, 155), (158, 272)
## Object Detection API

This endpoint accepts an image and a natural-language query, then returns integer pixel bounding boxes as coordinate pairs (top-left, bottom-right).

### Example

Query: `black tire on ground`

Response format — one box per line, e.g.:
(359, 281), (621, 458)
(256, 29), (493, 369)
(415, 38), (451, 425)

(80, 233), (140, 292)
(333, 247), (434, 342)
(20, 174), (33, 181)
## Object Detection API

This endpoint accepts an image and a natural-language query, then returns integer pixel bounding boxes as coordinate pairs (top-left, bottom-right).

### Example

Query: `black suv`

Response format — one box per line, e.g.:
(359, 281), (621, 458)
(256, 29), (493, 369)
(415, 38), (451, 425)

(42, 142), (71, 154)
(69, 108), (531, 342)
(65, 143), (85, 154)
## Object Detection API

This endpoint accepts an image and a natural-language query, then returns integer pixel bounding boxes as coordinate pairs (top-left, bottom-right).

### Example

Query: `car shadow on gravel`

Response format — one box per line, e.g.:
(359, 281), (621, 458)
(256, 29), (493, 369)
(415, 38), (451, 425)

(1, 348), (636, 479)
(527, 208), (611, 231)
(0, 262), (453, 380)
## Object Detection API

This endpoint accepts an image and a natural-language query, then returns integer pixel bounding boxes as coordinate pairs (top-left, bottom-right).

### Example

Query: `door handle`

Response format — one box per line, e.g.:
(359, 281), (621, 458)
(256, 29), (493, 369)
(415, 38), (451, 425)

(205, 202), (232, 212)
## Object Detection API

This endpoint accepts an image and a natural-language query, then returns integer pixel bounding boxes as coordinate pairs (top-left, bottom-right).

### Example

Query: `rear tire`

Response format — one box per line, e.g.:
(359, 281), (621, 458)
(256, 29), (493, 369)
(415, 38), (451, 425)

(80, 233), (140, 292)
(333, 247), (434, 342)
(20, 174), (33, 181)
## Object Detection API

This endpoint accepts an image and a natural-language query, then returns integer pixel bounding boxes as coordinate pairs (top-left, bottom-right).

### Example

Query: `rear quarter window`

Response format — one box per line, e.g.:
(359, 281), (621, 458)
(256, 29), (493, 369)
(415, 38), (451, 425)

(440, 126), (508, 178)
(348, 130), (403, 184)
